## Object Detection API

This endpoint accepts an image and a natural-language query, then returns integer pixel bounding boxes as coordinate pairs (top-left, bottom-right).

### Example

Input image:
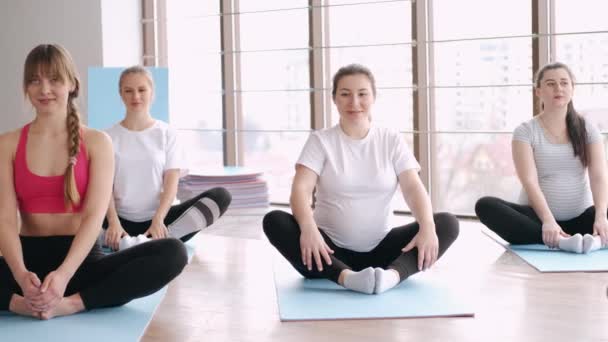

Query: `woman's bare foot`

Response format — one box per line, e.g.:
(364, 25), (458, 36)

(9, 295), (41, 319)
(39, 294), (85, 320)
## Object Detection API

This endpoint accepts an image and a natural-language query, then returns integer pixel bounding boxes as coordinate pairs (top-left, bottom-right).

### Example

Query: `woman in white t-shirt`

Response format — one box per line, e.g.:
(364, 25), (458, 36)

(475, 62), (608, 254)
(102, 66), (231, 250)
(263, 64), (459, 294)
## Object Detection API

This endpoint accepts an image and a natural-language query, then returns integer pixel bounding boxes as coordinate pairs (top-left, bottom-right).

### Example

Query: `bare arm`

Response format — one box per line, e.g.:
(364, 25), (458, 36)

(144, 169), (180, 239)
(290, 164), (333, 271)
(0, 131), (28, 280)
(103, 194), (127, 250)
(153, 169), (180, 223)
(587, 140), (608, 244)
(398, 169), (438, 270)
(290, 165), (318, 233)
(398, 169), (435, 232)
(512, 140), (555, 224)
(513, 140), (567, 247)
(105, 195), (121, 227)
(588, 141), (608, 216)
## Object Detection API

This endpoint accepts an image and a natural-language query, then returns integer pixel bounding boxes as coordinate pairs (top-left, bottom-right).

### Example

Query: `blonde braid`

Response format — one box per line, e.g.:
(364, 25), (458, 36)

(64, 95), (81, 209)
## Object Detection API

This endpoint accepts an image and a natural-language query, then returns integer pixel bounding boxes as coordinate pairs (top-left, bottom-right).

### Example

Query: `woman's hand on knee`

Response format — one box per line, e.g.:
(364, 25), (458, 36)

(145, 219), (169, 239)
(299, 224), (334, 272)
(106, 224), (127, 251)
(402, 228), (439, 271)
(593, 217), (608, 247)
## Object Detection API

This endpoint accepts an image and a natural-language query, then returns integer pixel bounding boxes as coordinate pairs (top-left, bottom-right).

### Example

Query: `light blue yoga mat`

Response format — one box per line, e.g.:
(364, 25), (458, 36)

(483, 229), (608, 272)
(509, 244), (608, 273)
(273, 255), (474, 321)
(0, 287), (167, 341)
(87, 67), (169, 130)
(0, 238), (196, 341)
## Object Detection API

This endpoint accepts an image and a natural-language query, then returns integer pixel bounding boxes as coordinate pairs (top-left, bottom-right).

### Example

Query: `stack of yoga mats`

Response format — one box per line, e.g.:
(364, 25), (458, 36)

(178, 166), (269, 210)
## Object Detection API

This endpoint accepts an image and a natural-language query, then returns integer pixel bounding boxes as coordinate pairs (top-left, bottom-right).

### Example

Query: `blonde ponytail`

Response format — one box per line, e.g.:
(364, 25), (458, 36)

(64, 94), (81, 209)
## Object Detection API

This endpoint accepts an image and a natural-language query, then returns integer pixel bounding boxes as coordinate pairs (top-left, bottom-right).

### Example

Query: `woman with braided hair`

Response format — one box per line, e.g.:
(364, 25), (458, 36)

(0, 44), (187, 319)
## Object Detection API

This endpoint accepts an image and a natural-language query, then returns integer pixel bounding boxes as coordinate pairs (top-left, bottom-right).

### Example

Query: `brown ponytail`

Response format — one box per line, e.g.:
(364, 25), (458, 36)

(565, 101), (588, 167)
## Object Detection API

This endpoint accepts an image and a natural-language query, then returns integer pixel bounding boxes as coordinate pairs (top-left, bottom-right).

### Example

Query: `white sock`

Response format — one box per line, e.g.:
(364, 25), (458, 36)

(135, 234), (151, 245)
(374, 268), (400, 294)
(119, 236), (136, 250)
(583, 234), (602, 254)
(343, 267), (375, 294)
(168, 198), (221, 239)
(558, 233), (583, 254)
(118, 234), (150, 251)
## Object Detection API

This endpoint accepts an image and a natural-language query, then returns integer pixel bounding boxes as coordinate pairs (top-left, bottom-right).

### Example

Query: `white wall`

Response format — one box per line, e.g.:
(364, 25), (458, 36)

(101, 0), (142, 67)
(0, 0), (142, 131)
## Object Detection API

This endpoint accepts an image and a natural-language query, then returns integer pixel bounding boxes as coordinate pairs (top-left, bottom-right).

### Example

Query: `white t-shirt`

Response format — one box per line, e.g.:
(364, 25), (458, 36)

(106, 120), (188, 222)
(297, 124), (420, 252)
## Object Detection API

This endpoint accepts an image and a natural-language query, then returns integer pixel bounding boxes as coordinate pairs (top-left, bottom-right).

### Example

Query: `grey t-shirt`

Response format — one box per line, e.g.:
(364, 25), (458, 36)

(513, 116), (602, 220)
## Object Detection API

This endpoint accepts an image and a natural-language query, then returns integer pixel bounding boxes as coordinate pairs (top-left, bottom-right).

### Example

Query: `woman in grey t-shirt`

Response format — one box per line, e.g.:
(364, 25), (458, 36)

(476, 62), (607, 254)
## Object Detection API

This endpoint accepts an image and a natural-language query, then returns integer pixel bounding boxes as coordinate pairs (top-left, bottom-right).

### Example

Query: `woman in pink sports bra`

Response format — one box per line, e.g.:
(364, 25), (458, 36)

(0, 44), (187, 320)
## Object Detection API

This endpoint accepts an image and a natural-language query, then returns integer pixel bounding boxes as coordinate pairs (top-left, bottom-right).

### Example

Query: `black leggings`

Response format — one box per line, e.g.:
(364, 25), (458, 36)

(475, 196), (596, 244)
(263, 210), (459, 283)
(0, 235), (187, 311)
(104, 187), (232, 242)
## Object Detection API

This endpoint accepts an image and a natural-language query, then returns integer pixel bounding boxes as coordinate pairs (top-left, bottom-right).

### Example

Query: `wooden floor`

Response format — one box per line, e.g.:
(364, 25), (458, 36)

(143, 211), (608, 342)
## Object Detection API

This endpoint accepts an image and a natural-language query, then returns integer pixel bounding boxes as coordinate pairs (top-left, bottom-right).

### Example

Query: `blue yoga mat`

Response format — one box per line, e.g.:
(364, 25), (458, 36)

(483, 229), (608, 272)
(0, 287), (166, 341)
(0, 239), (196, 340)
(509, 244), (608, 272)
(273, 255), (474, 321)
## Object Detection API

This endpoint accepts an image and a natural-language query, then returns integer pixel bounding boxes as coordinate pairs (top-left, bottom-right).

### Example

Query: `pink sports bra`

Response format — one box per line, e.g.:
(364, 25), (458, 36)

(13, 124), (89, 213)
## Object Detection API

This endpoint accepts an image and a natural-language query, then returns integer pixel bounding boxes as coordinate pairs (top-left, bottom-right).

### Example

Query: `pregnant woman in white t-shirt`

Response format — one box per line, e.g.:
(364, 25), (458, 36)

(263, 64), (460, 294)
(101, 66), (231, 250)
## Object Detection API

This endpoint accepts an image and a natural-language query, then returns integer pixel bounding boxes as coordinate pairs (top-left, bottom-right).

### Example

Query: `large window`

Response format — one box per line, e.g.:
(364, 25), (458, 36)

(327, 0), (413, 211)
(165, 1), (223, 170)
(155, 0), (608, 216)
(554, 0), (608, 131)
(238, 1), (311, 202)
(431, 0), (531, 214)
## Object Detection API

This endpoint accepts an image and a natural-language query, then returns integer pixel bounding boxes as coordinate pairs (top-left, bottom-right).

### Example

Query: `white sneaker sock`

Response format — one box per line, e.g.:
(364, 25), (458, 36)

(374, 268), (400, 294)
(118, 234), (150, 251)
(118, 236), (137, 250)
(558, 233), (583, 254)
(583, 234), (602, 254)
(343, 267), (375, 294)
(135, 234), (151, 245)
